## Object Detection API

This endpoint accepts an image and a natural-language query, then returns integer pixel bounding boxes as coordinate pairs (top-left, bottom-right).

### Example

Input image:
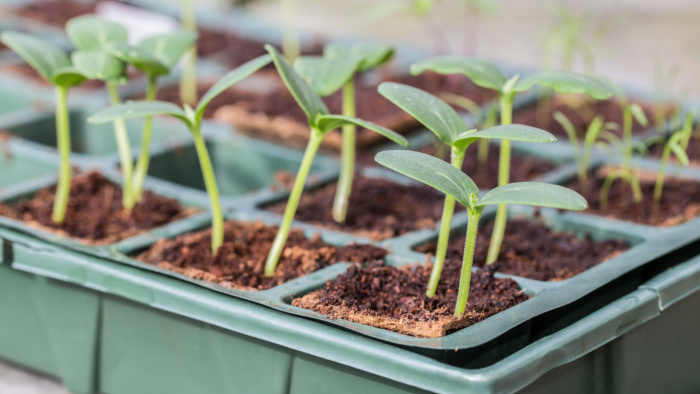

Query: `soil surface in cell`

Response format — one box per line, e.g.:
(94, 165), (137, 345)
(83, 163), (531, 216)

(136, 220), (388, 291)
(0, 171), (188, 243)
(567, 166), (700, 226)
(293, 260), (528, 338)
(266, 175), (445, 241)
(512, 95), (672, 138)
(416, 218), (629, 281)
(13, 0), (96, 26)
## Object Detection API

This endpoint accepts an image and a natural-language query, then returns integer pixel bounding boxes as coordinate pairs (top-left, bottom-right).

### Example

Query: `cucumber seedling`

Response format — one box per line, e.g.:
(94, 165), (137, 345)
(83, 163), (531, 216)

(1, 32), (91, 225)
(410, 56), (610, 263)
(295, 43), (394, 223)
(263, 44), (409, 276)
(378, 82), (556, 297)
(375, 150), (587, 316)
(88, 55), (272, 254)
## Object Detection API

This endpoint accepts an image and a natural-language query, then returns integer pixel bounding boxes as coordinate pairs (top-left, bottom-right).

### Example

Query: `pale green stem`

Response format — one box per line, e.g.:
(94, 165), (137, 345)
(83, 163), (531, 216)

(477, 139), (489, 167)
(600, 170), (642, 210)
(107, 82), (134, 210)
(132, 75), (158, 202)
(455, 206), (483, 317)
(621, 107), (633, 171)
(52, 85), (71, 225)
(191, 124), (223, 254)
(180, 0), (197, 106)
(265, 129), (324, 276)
(332, 79), (356, 223)
(486, 94), (513, 264)
(426, 146), (466, 298)
(281, 0), (300, 64)
(653, 146), (671, 219)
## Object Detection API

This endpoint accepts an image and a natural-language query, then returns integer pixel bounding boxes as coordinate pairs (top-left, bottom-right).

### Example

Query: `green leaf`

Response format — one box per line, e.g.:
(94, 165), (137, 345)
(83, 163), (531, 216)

(88, 100), (189, 126)
(670, 142), (690, 166)
(71, 50), (126, 82)
(315, 114), (409, 146)
(514, 71), (611, 100)
(196, 54), (272, 122)
(0, 31), (70, 83)
(66, 15), (128, 51)
(476, 182), (588, 210)
(51, 66), (87, 88)
(294, 56), (362, 96)
(324, 43), (394, 71)
(374, 150), (478, 208)
(378, 82), (467, 146)
(410, 56), (506, 92)
(628, 103), (649, 126)
(454, 124), (557, 148)
(266, 44), (329, 122)
(108, 43), (169, 76)
(138, 30), (197, 69)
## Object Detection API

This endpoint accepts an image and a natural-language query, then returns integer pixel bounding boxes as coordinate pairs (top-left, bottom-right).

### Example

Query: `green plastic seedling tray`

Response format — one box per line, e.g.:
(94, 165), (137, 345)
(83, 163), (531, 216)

(0, 140), (57, 188)
(6, 222), (700, 393)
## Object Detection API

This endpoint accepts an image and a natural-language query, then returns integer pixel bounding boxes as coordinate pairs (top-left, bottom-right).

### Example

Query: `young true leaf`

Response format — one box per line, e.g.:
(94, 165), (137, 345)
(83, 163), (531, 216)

(263, 45), (408, 276)
(108, 43), (170, 76)
(0, 32), (71, 83)
(375, 149), (586, 316)
(410, 56), (506, 91)
(66, 15), (127, 51)
(138, 30), (198, 69)
(71, 51), (126, 82)
(513, 71), (611, 100)
(89, 55), (272, 254)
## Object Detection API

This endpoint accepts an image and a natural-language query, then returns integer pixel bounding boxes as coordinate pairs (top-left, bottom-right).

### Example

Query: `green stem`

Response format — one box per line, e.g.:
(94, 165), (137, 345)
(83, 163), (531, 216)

(486, 94), (513, 264)
(455, 206), (483, 317)
(191, 124), (223, 254)
(281, 0), (300, 64)
(477, 139), (489, 167)
(426, 146), (466, 298)
(653, 147), (670, 220)
(332, 79), (356, 223)
(52, 85), (71, 225)
(132, 75), (158, 202)
(180, 0), (197, 106)
(107, 82), (134, 210)
(265, 128), (324, 276)
(622, 107), (633, 171)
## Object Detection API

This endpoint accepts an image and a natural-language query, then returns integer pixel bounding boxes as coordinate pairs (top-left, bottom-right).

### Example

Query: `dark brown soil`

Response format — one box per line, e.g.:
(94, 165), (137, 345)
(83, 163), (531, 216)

(293, 260), (528, 338)
(512, 95), (673, 138)
(416, 218), (629, 281)
(13, 0), (96, 27)
(136, 220), (388, 291)
(568, 166), (700, 226)
(0, 171), (189, 243)
(2, 63), (106, 90)
(265, 175), (445, 241)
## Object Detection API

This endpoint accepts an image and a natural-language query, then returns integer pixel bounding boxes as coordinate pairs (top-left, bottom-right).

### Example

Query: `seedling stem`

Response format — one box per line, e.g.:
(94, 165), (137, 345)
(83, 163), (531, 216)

(52, 85), (72, 224)
(107, 82), (135, 210)
(332, 79), (356, 223)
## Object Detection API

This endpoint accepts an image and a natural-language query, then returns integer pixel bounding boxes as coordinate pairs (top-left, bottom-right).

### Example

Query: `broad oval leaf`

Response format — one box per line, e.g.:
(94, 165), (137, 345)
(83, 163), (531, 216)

(138, 30), (197, 69)
(316, 114), (409, 147)
(108, 43), (169, 76)
(374, 150), (478, 208)
(266, 44), (329, 123)
(324, 43), (394, 71)
(410, 56), (506, 92)
(88, 100), (189, 126)
(454, 124), (557, 149)
(0, 31), (70, 83)
(476, 182), (587, 210)
(66, 15), (128, 51)
(294, 56), (362, 96)
(514, 71), (611, 100)
(71, 50), (126, 82)
(196, 54), (272, 122)
(378, 82), (467, 146)
(51, 66), (87, 88)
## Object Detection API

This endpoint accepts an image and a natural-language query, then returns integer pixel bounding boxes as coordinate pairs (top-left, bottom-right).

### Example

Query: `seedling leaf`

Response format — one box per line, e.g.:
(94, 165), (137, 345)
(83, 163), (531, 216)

(51, 66), (87, 88)
(294, 56), (362, 96)
(196, 54), (272, 122)
(88, 100), (189, 125)
(324, 43), (394, 71)
(0, 31), (70, 82)
(514, 71), (611, 99)
(378, 82), (466, 145)
(108, 43), (169, 76)
(454, 124), (557, 147)
(66, 15), (128, 51)
(266, 44), (329, 121)
(410, 56), (506, 91)
(71, 50), (126, 82)
(316, 114), (409, 146)
(138, 30), (197, 69)
(375, 150), (478, 207)
(476, 182), (588, 210)
(628, 103), (649, 126)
